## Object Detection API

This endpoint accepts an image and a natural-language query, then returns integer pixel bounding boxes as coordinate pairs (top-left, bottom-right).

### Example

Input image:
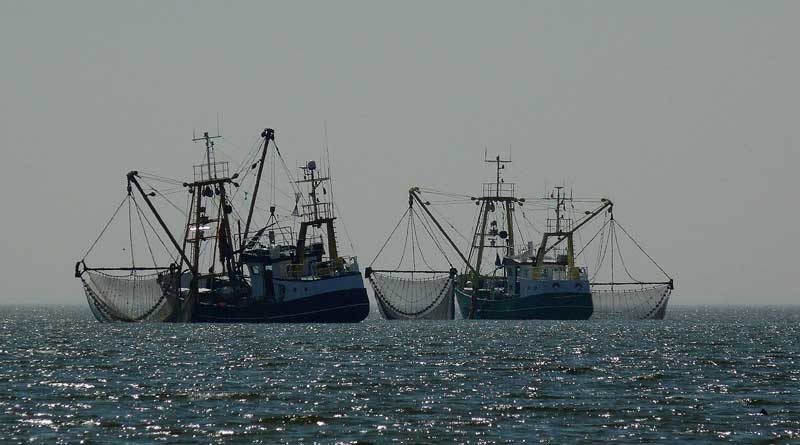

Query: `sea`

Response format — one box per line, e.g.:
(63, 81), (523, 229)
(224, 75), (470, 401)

(0, 305), (798, 444)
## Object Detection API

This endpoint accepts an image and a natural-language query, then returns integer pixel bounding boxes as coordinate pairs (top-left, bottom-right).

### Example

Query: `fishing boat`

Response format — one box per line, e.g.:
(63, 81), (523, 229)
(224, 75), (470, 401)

(367, 154), (673, 320)
(75, 128), (370, 323)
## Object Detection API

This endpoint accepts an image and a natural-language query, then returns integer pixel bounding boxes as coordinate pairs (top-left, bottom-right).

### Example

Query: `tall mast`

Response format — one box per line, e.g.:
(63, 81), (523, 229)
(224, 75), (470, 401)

(294, 160), (337, 266)
(243, 128), (274, 243)
(472, 153), (514, 275)
(186, 129), (239, 279)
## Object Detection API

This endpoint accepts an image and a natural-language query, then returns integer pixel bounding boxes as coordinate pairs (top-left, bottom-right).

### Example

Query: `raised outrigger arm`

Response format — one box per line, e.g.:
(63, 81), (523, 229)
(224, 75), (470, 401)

(532, 197), (613, 280)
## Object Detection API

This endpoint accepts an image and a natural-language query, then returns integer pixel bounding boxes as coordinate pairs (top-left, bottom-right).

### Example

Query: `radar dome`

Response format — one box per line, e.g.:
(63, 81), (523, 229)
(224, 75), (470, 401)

(307, 160), (317, 171)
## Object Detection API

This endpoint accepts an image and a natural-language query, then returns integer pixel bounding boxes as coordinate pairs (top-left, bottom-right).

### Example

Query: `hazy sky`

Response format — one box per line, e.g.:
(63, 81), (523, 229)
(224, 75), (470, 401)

(1, 1), (798, 305)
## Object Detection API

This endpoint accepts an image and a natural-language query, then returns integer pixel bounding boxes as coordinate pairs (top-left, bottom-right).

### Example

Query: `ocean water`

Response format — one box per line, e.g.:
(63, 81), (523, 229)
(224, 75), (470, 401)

(0, 306), (798, 444)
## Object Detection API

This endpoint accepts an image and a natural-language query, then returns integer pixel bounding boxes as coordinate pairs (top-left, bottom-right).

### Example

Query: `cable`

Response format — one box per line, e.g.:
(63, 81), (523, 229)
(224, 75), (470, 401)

(612, 220), (641, 282)
(614, 219), (672, 280)
(82, 195), (129, 260)
(369, 207), (410, 266)
(132, 195), (157, 267)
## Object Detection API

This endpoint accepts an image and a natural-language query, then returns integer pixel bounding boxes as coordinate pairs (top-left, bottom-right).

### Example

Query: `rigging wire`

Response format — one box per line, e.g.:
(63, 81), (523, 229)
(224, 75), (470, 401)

(139, 178), (188, 217)
(575, 216), (611, 259)
(369, 207), (410, 266)
(417, 188), (473, 200)
(128, 196), (135, 271)
(415, 206), (453, 267)
(614, 219), (672, 280)
(591, 224), (611, 283)
(132, 195), (157, 267)
(332, 200), (357, 254)
(410, 211), (417, 270)
(82, 195), (129, 260)
(138, 172), (184, 186)
(395, 212), (412, 270)
(612, 220), (641, 283)
(233, 134), (265, 177)
(509, 203), (525, 253)
(132, 196), (175, 263)
(429, 204), (470, 245)
(272, 140), (302, 198)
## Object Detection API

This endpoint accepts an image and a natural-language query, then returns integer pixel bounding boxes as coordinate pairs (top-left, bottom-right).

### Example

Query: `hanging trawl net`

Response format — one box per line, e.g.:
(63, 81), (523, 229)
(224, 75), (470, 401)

(368, 271), (455, 320)
(590, 283), (671, 320)
(81, 269), (179, 322)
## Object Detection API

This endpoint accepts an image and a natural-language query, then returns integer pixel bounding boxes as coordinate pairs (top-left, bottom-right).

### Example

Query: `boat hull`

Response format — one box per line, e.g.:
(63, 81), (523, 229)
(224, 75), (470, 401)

(191, 287), (370, 323)
(455, 287), (593, 320)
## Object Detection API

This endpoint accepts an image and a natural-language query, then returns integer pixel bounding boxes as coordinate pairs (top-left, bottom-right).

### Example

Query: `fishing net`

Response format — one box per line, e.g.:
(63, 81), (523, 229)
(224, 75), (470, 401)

(368, 271), (455, 320)
(590, 283), (671, 320)
(81, 269), (179, 322)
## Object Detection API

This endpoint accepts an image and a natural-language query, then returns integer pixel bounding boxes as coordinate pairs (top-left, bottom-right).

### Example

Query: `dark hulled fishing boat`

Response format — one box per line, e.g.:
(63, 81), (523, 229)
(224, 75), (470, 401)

(76, 128), (369, 323)
(368, 154), (673, 320)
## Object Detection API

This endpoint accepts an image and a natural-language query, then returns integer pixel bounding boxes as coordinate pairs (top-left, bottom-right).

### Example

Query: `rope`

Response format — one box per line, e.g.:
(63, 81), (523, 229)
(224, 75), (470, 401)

(138, 171), (184, 186)
(614, 220), (672, 280)
(430, 204), (470, 244)
(82, 195), (129, 260)
(410, 211), (417, 270)
(128, 196), (135, 270)
(575, 217), (610, 258)
(139, 178), (188, 217)
(590, 225), (611, 283)
(415, 207), (452, 267)
(132, 197), (174, 262)
(333, 200), (357, 254)
(396, 213), (412, 270)
(611, 220), (641, 282)
(132, 195), (157, 267)
(272, 140), (302, 199)
(369, 207), (410, 266)
(410, 210), (439, 271)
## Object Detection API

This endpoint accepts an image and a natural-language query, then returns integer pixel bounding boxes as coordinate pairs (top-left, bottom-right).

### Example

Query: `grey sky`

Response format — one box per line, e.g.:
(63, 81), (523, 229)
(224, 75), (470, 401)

(1, 1), (798, 305)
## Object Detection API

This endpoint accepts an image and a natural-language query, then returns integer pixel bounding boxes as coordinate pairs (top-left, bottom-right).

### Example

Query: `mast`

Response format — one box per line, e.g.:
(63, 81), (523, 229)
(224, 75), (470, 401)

(243, 128), (274, 244)
(192, 180), (202, 278)
(472, 154), (516, 276)
(505, 201), (514, 257)
(294, 160), (338, 266)
(185, 130), (240, 280)
(474, 199), (491, 275)
(534, 197), (613, 265)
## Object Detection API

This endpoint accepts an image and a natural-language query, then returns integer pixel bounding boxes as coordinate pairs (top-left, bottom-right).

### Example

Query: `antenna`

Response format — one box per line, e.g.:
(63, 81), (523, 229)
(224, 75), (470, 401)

(216, 112), (221, 137)
(484, 152), (512, 198)
(324, 120), (334, 211)
(192, 131), (222, 179)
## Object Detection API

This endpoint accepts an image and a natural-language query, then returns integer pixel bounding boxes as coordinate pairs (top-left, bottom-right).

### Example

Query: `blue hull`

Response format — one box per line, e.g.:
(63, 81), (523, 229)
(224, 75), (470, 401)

(191, 288), (370, 323)
(455, 289), (593, 320)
